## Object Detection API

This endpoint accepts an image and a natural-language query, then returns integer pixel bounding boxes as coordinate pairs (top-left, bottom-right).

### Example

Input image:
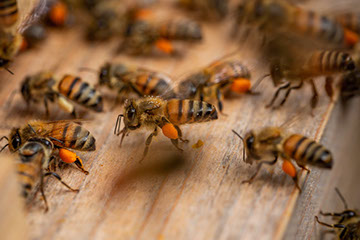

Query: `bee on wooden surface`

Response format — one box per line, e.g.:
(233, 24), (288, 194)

(21, 71), (103, 117)
(232, 127), (333, 191)
(0, 120), (96, 174)
(178, 60), (252, 113)
(0, 0), (45, 73)
(316, 188), (360, 240)
(97, 62), (176, 103)
(234, 0), (358, 48)
(265, 49), (355, 109)
(114, 96), (218, 160)
(340, 69), (360, 103)
(178, 0), (228, 20)
(17, 137), (79, 211)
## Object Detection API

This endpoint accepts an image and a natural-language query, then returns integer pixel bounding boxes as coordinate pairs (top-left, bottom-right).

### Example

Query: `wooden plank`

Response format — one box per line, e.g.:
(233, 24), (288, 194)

(0, 3), (358, 240)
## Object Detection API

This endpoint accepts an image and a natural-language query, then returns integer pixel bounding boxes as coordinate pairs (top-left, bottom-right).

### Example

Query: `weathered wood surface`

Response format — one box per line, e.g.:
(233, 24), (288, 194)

(0, 5), (359, 240)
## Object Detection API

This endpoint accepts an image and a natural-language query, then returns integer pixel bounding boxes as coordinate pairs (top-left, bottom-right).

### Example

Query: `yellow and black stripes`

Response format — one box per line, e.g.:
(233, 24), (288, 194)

(158, 19), (202, 40)
(165, 99), (218, 125)
(306, 51), (355, 74)
(17, 163), (38, 198)
(50, 122), (96, 151)
(283, 134), (333, 168)
(58, 75), (103, 112)
(0, 0), (18, 27)
(336, 13), (360, 34)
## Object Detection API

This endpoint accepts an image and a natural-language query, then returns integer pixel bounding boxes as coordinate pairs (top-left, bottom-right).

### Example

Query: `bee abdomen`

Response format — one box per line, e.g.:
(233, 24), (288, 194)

(165, 99), (218, 125)
(58, 75), (103, 112)
(307, 51), (355, 73)
(132, 72), (174, 97)
(16, 163), (37, 198)
(159, 20), (202, 40)
(52, 122), (96, 151)
(283, 134), (333, 168)
(0, 0), (18, 27)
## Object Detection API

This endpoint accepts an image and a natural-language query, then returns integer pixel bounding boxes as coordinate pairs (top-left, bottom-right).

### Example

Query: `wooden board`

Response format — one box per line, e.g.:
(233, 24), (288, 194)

(0, 3), (359, 240)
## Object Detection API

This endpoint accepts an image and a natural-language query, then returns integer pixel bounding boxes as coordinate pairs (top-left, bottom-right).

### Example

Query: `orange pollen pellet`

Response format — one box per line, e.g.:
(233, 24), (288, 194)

(344, 29), (359, 47)
(230, 78), (251, 94)
(135, 9), (152, 20)
(155, 39), (173, 54)
(162, 123), (178, 139)
(20, 38), (28, 51)
(282, 160), (297, 178)
(59, 148), (77, 163)
(49, 2), (68, 26)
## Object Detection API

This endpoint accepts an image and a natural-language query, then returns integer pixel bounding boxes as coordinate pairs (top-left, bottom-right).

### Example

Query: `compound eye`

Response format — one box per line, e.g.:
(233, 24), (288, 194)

(99, 68), (108, 84)
(246, 135), (254, 150)
(11, 136), (21, 150)
(127, 107), (136, 122)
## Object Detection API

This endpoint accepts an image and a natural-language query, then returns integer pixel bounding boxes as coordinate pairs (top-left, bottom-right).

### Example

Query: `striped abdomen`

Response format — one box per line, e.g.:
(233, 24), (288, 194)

(336, 13), (360, 34)
(290, 8), (345, 46)
(127, 71), (175, 98)
(0, 0), (18, 27)
(58, 75), (103, 112)
(158, 19), (202, 40)
(48, 122), (96, 151)
(283, 134), (333, 168)
(165, 99), (218, 125)
(305, 51), (355, 75)
(208, 61), (251, 84)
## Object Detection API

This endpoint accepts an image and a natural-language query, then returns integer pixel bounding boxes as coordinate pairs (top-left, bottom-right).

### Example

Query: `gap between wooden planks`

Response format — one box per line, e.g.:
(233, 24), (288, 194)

(0, 9), (345, 240)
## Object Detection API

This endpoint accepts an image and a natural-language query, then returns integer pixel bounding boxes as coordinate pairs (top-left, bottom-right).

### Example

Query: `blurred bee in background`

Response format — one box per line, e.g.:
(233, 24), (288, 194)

(263, 38), (356, 109)
(1, 120), (96, 174)
(44, 0), (73, 27)
(114, 96), (218, 161)
(340, 69), (360, 103)
(96, 62), (176, 105)
(156, 18), (202, 41)
(0, 0), (47, 73)
(17, 137), (79, 211)
(335, 13), (360, 35)
(316, 188), (360, 240)
(21, 71), (103, 117)
(232, 126), (333, 191)
(21, 23), (47, 50)
(178, 60), (253, 113)
(177, 0), (228, 20)
(234, 0), (359, 48)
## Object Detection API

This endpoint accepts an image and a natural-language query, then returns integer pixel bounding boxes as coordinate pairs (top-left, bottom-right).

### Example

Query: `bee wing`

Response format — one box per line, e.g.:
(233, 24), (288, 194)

(17, 0), (48, 33)
(298, 0), (360, 15)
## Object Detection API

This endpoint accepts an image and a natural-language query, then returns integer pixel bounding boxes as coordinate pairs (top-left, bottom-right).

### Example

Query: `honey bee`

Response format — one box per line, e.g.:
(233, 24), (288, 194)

(152, 18), (203, 41)
(178, 0), (228, 20)
(178, 60), (252, 113)
(0, 120), (96, 174)
(114, 97), (218, 160)
(21, 71), (103, 117)
(232, 126), (333, 190)
(340, 69), (360, 103)
(265, 49), (355, 109)
(234, 0), (358, 48)
(97, 62), (176, 103)
(335, 13), (360, 35)
(316, 188), (360, 240)
(17, 137), (79, 211)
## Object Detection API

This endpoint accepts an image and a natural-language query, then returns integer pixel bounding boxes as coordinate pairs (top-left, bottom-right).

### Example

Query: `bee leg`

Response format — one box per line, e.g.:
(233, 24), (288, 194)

(71, 109), (78, 118)
(315, 216), (346, 229)
(74, 157), (89, 175)
(296, 162), (310, 173)
(174, 125), (189, 143)
(309, 79), (319, 110)
(325, 77), (334, 100)
(282, 159), (302, 192)
(39, 173), (49, 212)
(44, 172), (79, 192)
(274, 82), (303, 109)
(171, 139), (184, 151)
(242, 157), (278, 184)
(44, 98), (50, 117)
(266, 82), (290, 108)
(141, 128), (158, 163)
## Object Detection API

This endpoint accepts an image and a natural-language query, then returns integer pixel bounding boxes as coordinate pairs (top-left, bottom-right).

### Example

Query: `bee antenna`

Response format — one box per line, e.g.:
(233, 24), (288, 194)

(0, 143), (9, 152)
(0, 136), (9, 142)
(335, 187), (348, 209)
(251, 73), (270, 91)
(5, 67), (14, 75)
(78, 67), (98, 74)
(114, 114), (123, 135)
(232, 130), (246, 162)
(27, 124), (37, 135)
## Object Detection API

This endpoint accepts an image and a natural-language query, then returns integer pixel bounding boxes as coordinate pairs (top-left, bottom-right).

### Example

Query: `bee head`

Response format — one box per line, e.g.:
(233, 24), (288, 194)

(0, 58), (10, 67)
(8, 128), (22, 152)
(21, 76), (32, 102)
(99, 63), (112, 86)
(341, 54), (356, 71)
(124, 100), (140, 130)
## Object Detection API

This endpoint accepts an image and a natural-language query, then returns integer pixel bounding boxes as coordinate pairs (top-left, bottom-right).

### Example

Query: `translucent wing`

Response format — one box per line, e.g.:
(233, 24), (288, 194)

(17, 0), (48, 33)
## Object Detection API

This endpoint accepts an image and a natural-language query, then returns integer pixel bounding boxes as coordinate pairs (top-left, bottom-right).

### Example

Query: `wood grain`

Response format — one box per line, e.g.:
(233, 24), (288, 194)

(0, 3), (359, 240)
